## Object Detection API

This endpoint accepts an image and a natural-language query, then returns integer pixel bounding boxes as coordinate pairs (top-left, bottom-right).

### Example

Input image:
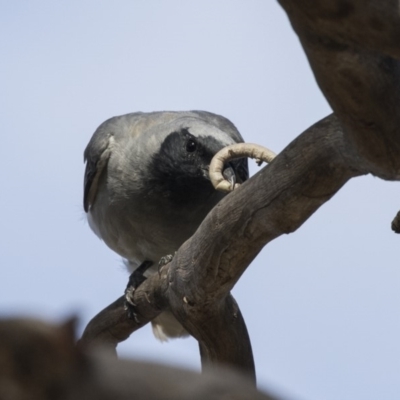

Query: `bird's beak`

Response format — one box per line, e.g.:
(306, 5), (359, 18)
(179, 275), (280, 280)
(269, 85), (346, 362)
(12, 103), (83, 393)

(222, 164), (236, 191)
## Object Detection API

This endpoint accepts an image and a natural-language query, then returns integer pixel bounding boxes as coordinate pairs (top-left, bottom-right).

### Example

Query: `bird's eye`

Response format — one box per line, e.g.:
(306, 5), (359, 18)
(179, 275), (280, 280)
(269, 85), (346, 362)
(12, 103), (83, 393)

(186, 139), (197, 152)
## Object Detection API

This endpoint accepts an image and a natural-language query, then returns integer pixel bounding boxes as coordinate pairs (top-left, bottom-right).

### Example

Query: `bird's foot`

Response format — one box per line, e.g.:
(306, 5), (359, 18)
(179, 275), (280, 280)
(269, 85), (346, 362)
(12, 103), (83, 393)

(124, 260), (153, 323)
(158, 253), (174, 275)
(124, 290), (140, 322)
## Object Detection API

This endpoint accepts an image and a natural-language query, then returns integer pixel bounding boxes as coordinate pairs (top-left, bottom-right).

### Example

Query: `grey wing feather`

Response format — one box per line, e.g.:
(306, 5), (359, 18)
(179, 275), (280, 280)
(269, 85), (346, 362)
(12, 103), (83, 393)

(82, 112), (154, 212)
(83, 132), (114, 212)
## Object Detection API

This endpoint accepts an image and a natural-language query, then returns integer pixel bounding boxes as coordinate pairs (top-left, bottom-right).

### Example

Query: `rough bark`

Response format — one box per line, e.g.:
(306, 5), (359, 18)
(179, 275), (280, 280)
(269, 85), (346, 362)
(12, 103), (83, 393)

(278, 0), (400, 180)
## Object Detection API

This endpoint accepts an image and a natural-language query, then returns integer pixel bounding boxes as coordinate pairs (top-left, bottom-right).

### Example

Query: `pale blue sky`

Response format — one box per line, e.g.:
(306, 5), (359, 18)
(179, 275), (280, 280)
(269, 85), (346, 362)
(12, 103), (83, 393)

(1, 2), (399, 399)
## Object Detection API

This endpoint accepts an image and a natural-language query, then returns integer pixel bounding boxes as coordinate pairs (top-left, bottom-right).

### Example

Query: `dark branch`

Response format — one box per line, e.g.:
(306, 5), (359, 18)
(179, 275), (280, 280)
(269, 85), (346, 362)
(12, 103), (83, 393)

(278, 0), (400, 180)
(391, 211), (400, 233)
(80, 114), (363, 379)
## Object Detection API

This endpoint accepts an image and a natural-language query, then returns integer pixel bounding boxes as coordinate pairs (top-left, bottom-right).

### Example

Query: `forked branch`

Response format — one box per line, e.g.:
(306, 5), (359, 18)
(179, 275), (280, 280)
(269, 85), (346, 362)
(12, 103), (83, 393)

(79, 115), (363, 380)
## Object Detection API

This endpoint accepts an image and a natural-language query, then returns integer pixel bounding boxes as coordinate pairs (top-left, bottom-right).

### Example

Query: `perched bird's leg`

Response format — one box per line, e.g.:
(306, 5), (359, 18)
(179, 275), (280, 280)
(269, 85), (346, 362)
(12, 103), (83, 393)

(158, 254), (174, 276)
(124, 260), (153, 322)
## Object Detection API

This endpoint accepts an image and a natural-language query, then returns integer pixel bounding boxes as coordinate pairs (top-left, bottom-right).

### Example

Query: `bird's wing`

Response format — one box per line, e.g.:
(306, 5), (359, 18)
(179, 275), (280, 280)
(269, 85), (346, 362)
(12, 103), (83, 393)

(83, 133), (114, 212)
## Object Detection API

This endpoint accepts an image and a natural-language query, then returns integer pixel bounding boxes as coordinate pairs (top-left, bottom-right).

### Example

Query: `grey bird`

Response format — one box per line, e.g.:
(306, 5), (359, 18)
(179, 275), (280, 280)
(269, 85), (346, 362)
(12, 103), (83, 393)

(83, 111), (248, 341)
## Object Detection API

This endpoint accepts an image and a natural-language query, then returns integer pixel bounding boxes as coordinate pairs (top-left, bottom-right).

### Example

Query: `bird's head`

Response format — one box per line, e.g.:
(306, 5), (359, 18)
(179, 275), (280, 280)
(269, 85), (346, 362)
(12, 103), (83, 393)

(144, 120), (248, 205)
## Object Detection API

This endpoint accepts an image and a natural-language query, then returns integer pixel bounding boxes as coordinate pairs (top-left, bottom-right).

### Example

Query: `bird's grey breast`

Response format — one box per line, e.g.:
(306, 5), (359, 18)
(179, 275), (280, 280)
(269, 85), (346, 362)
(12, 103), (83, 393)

(84, 111), (247, 268)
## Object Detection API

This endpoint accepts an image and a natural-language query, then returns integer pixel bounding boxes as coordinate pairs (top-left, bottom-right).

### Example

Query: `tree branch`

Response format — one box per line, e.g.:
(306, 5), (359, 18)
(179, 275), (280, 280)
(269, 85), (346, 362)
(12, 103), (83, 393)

(80, 114), (363, 379)
(278, 0), (400, 180)
(391, 210), (400, 233)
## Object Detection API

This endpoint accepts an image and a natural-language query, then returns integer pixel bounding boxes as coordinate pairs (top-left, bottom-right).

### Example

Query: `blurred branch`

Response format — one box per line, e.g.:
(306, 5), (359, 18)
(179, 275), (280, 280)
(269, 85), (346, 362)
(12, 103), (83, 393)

(0, 317), (280, 400)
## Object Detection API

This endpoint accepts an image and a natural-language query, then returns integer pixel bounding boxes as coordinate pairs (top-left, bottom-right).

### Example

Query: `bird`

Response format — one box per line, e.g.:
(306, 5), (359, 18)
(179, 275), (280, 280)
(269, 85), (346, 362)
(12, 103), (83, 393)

(83, 110), (248, 341)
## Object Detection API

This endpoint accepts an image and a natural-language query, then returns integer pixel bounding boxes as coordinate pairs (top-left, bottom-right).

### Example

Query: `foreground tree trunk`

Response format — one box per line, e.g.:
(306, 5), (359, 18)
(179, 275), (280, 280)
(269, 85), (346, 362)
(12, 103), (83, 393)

(80, 0), (400, 382)
(278, 0), (400, 180)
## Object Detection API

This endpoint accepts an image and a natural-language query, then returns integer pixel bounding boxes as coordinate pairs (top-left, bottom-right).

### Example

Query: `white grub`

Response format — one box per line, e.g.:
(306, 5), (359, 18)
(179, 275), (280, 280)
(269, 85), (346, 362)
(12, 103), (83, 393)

(210, 143), (276, 192)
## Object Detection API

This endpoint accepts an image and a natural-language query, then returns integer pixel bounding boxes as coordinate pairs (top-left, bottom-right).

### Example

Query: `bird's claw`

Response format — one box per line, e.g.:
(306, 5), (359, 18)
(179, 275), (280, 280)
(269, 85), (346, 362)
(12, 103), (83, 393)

(124, 287), (140, 323)
(159, 254), (174, 267)
(125, 285), (136, 306)
(158, 253), (174, 275)
(124, 260), (153, 323)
